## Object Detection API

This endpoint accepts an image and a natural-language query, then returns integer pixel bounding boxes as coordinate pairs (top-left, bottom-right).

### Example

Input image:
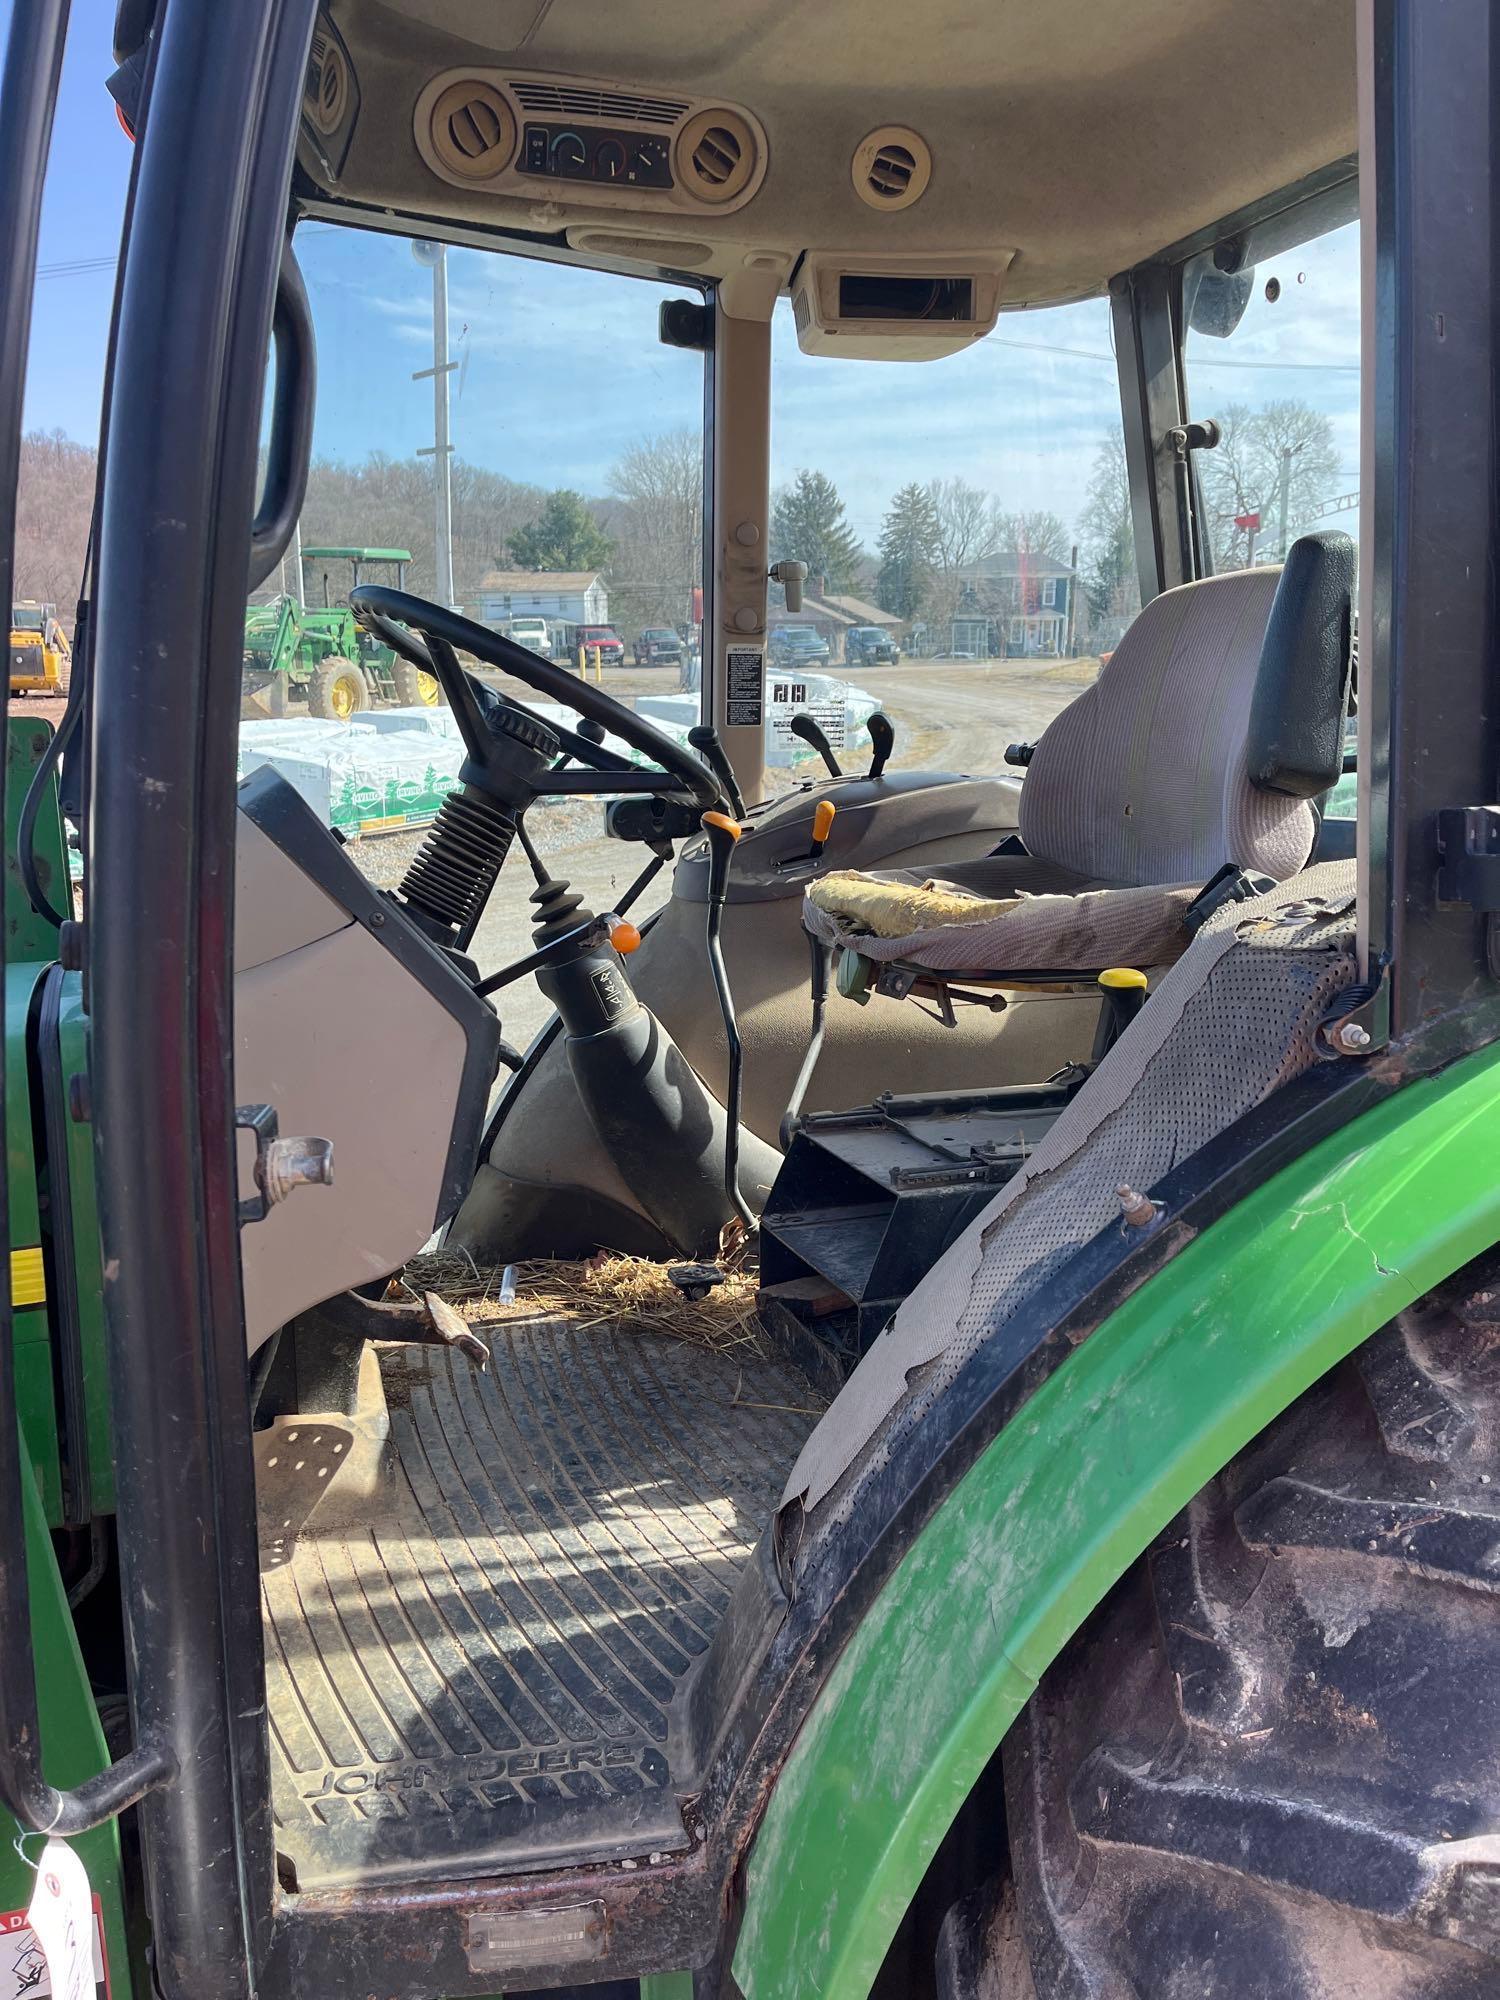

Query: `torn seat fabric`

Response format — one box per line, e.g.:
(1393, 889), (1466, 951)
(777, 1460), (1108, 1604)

(782, 862), (1360, 1515)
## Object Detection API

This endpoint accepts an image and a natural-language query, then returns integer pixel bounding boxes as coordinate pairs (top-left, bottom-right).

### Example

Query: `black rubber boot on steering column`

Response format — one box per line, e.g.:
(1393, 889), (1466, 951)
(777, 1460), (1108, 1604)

(536, 905), (781, 1260)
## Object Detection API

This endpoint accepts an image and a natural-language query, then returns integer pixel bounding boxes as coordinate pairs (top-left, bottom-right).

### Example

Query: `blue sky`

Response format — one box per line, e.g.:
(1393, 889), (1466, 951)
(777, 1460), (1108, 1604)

(22, 0), (1361, 550)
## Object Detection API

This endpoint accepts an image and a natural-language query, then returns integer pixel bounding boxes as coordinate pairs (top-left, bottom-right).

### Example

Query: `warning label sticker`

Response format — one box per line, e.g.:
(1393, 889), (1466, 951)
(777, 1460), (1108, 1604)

(768, 680), (848, 754)
(725, 647), (764, 727)
(0, 1900), (108, 2000)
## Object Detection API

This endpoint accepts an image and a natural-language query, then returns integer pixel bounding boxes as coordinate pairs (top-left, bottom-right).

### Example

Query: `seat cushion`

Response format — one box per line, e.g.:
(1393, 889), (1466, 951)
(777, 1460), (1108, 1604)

(804, 868), (1200, 975)
(1018, 567), (1317, 885)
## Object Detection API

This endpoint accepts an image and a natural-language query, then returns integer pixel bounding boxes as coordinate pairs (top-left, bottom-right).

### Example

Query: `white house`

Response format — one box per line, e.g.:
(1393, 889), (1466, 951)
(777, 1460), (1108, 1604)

(475, 570), (609, 626)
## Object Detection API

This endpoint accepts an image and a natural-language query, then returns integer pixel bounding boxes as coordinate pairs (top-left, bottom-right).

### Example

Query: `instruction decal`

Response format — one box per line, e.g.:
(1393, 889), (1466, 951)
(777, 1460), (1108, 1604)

(769, 680), (848, 754)
(725, 647), (764, 727)
(0, 1894), (109, 2000)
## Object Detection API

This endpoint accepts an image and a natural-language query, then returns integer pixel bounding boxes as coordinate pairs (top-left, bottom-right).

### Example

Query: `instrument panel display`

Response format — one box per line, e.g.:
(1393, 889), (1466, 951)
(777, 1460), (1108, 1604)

(519, 122), (674, 190)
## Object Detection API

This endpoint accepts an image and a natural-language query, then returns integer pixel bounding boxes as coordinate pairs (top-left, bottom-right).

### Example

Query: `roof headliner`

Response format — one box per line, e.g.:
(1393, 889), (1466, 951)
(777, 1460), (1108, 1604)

(314, 0), (1358, 307)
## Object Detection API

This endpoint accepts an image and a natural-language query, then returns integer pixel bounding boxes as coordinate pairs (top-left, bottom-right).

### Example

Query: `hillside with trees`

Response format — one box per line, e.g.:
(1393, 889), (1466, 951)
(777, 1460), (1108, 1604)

(13, 394), (1345, 654)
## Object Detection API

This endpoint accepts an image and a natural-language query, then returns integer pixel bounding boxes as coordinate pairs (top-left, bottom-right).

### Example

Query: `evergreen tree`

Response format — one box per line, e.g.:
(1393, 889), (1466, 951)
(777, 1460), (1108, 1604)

(508, 489), (613, 571)
(875, 482), (940, 618)
(769, 469), (863, 592)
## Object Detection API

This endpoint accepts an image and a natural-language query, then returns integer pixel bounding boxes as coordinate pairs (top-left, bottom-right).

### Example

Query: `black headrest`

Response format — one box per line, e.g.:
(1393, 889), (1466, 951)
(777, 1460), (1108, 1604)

(1245, 530), (1355, 799)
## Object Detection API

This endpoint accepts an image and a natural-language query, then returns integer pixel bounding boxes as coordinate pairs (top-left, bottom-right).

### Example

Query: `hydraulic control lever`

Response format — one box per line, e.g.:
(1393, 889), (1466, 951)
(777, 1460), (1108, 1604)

(866, 710), (895, 781)
(789, 712), (842, 778)
(701, 811), (754, 1229)
(687, 722), (747, 816)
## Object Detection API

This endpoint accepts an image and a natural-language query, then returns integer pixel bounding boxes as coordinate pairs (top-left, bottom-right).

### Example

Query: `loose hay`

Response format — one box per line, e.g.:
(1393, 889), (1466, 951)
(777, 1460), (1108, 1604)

(397, 1248), (763, 1355)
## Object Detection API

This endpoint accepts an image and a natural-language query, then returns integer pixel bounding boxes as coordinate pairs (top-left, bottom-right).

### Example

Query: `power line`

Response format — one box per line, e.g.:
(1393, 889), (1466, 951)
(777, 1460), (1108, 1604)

(990, 334), (1359, 375)
(35, 255), (116, 281)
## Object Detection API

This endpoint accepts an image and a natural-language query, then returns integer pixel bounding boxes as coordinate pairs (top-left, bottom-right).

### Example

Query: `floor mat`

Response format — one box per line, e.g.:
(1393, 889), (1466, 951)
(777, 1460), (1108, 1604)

(258, 1319), (821, 1890)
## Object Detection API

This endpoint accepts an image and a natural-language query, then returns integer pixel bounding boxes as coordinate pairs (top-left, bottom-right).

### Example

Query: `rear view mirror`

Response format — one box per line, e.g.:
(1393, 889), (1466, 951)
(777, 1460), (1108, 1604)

(1183, 247), (1255, 339)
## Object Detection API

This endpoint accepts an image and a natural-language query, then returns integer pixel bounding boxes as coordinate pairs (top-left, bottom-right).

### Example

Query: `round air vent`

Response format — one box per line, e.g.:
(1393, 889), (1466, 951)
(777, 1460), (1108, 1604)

(429, 79), (517, 181)
(307, 36), (349, 136)
(675, 107), (759, 206)
(852, 126), (932, 211)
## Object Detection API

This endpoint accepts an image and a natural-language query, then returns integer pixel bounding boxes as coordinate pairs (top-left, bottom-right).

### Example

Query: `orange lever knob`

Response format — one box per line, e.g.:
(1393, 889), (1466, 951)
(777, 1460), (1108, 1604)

(812, 800), (836, 845)
(609, 920), (642, 955)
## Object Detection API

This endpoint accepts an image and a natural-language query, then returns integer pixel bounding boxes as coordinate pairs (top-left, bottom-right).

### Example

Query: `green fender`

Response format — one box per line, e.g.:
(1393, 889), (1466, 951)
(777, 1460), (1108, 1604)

(733, 1039), (1500, 1999)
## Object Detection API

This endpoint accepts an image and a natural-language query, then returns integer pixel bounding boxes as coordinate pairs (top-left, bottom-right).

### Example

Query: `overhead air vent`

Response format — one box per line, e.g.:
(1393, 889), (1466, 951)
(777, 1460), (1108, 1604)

(675, 107), (758, 205)
(305, 32), (349, 135)
(852, 126), (932, 211)
(429, 79), (517, 181)
(508, 79), (690, 127)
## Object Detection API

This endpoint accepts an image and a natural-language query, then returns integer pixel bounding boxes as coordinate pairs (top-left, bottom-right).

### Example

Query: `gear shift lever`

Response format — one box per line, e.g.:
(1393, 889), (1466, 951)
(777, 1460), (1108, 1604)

(701, 812), (754, 1229)
(865, 710), (894, 781)
(790, 712), (842, 778)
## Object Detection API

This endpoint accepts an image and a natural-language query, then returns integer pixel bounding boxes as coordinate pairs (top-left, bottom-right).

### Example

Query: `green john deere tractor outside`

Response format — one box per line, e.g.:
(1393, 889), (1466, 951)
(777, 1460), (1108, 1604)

(242, 547), (443, 717)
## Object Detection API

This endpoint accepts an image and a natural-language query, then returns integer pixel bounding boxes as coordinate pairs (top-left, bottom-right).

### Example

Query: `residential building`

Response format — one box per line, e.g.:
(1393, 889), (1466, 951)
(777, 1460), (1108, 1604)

(949, 550), (1077, 658)
(475, 570), (609, 626)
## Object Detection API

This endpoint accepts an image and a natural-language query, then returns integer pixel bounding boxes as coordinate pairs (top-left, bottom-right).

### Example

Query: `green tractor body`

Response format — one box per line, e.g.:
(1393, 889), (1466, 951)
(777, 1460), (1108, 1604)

(241, 549), (439, 715)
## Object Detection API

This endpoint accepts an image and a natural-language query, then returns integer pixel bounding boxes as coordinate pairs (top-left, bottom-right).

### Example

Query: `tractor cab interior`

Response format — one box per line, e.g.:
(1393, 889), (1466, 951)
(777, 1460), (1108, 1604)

(13, 0), (1414, 1989)
(210, 0), (1369, 1946)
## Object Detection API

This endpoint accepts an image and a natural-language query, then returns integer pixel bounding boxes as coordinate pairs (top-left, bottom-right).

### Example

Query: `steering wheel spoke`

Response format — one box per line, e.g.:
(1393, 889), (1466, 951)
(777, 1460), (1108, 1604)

(350, 584), (720, 810)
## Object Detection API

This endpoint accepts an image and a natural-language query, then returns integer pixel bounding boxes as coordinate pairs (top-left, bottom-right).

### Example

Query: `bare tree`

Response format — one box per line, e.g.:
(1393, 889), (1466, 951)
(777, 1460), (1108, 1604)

(1076, 429), (1140, 648)
(996, 509), (1072, 561)
(605, 429), (702, 634)
(13, 430), (96, 618)
(1200, 399), (1342, 568)
(924, 476), (1005, 631)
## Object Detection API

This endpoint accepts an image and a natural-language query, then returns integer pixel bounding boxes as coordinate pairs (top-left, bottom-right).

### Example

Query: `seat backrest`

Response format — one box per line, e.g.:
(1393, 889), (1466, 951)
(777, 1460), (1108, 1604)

(1018, 533), (1354, 887)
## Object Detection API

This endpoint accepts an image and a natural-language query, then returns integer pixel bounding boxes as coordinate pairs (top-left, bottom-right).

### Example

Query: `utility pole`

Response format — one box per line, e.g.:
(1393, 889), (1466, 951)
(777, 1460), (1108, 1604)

(411, 240), (456, 608)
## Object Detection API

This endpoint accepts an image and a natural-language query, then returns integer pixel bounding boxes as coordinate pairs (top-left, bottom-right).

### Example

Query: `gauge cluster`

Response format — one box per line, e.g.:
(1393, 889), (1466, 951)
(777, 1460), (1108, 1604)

(519, 122), (674, 190)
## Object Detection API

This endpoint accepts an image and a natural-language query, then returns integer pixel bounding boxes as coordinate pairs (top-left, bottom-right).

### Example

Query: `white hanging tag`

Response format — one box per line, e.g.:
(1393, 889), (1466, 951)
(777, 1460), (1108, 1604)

(24, 1841), (96, 2000)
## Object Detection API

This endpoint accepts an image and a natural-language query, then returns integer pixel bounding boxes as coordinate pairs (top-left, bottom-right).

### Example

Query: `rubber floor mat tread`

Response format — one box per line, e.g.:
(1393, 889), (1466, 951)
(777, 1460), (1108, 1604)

(259, 1319), (820, 1891)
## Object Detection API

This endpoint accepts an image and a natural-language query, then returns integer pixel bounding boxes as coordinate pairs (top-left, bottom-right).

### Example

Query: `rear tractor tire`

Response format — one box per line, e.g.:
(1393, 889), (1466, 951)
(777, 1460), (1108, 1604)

(307, 656), (370, 721)
(391, 658), (442, 707)
(950, 1254), (1500, 1997)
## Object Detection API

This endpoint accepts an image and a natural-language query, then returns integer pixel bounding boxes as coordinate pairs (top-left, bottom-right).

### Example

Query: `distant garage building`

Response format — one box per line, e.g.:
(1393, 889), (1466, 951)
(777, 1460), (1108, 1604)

(475, 570), (609, 626)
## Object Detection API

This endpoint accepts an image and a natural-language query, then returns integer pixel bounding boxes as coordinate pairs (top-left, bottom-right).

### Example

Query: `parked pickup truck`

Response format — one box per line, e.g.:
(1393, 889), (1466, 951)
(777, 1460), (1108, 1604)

(632, 626), (683, 667)
(575, 623), (625, 666)
(846, 624), (901, 666)
(768, 624), (830, 665)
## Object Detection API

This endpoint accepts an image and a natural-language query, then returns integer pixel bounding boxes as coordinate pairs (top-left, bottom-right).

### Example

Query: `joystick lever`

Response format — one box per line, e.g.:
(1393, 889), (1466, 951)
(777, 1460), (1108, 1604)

(789, 712), (842, 778)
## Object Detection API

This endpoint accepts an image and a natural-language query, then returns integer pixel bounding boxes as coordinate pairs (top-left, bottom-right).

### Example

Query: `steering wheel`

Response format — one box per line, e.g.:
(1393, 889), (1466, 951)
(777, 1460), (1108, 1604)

(349, 585), (720, 810)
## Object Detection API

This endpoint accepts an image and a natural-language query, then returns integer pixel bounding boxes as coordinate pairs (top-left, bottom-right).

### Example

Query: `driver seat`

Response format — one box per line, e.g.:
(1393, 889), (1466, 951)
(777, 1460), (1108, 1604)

(806, 532), (1355, 980)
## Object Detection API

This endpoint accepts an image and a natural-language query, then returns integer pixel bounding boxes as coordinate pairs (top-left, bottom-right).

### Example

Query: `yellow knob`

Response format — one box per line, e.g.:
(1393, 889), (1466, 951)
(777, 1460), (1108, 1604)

(812, 800), (836, 844)
(1098, 966), (1149, 990)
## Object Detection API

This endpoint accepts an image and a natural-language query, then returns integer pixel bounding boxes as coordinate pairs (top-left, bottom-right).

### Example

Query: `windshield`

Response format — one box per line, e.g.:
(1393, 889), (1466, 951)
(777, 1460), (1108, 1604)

(768, 290), (1135, 774)
(254, 228), (708, 1049)
(12, 609), (45, 632)
(1184, 213), (1360, 815)
(1185, 216), (1360, 566)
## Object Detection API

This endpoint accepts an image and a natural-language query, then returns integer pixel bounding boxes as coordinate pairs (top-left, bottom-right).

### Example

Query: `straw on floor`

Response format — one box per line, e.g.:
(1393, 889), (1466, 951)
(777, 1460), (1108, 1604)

(397, 1247), (764, 1355)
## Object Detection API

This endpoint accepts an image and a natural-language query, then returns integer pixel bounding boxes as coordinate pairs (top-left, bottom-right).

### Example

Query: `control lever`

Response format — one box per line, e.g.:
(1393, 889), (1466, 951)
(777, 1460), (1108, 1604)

(807, 799), (836, 861)
(687, 722), (746, 817)
(790, 712), (842, 778)
(1092, 966), (1148, 1064)
(701, 812), (754, 1228)
(866, 710), (895, 781)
